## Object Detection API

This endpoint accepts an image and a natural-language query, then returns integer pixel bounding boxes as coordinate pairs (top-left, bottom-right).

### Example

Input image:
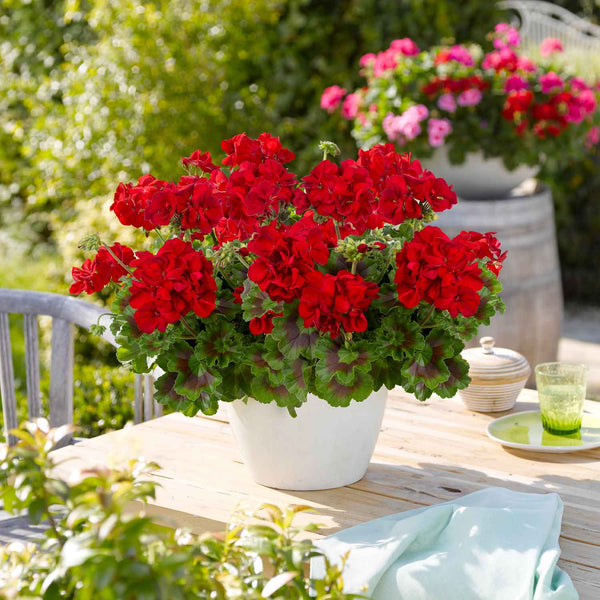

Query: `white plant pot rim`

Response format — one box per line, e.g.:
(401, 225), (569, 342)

(422, 147), (539, 200)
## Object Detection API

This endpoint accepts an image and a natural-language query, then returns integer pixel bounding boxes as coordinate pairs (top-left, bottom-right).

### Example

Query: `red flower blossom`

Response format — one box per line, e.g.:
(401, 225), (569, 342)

(249, 310), (283, 335)
(129, 238), (216, 333)
(175, 176), (224, 233)
(221, 133), (294, 167)
(70, 243), (135, 295)
(378, 174), (422, 224)
(502, 90), (534, 121)
(298, 270), (379, 338)
(181, 150), (218, 173)
(110, 174), (168, 231)
(247, 221), (329, 303)
(394, 226), (503, 318)
(301, 159), (380, 234)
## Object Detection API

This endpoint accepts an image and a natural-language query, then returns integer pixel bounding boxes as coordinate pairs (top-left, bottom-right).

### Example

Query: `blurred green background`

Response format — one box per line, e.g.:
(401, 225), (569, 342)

(1, 0), (598, 437)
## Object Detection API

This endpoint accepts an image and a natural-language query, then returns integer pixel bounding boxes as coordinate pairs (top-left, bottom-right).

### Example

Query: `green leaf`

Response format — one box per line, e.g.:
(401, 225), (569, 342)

(370, 359), (406, 390)
(314, 373), (375, 406)
(314, 337), (373, 386)
(402, 329), (458, 392)
(250, 373), (296, 408)
(377, 309), (424, 361)
(194, 319), (239, 368)
(370, 283), (401, 314)
(435, 355), (471, 398)
(241, 280), (281, 321)
(270, 303), (319, 360)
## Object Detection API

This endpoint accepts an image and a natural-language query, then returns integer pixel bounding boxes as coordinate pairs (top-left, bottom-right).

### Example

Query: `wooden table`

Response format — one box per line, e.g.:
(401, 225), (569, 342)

(53, 388), (600, 598)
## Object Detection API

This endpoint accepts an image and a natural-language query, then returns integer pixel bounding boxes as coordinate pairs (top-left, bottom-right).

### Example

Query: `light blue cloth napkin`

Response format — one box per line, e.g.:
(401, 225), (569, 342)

(312, 488), (577, 600)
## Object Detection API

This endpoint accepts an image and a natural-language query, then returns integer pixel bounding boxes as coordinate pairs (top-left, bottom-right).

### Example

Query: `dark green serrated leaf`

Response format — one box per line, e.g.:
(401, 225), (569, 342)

(240, 280), (281, 321)
(314, 373), (375, 407)
(314, 337), (373, 385)
(435, 355), (471, 398)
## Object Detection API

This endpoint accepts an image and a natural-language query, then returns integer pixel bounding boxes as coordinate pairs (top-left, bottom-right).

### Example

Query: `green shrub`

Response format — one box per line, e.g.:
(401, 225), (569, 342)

(0, 420), (360, 599)
(1, 0), (502, 248)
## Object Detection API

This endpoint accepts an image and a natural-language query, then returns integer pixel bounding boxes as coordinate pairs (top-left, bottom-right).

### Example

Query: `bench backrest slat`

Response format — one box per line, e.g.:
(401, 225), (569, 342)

(0, 313), (18, 446)
(23, 314), (41, 419)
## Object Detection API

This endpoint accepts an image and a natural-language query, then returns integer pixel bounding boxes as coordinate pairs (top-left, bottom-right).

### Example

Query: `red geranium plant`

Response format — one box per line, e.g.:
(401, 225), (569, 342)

(71, 133), (505, 416)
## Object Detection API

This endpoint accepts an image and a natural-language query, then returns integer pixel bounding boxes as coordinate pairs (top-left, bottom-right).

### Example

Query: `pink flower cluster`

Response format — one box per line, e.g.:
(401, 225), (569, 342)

(539, 71), (564, 94)
(457, 88), (482, 107)
(359, 38), (420, 77)
(437, 93), (456, 113)
(565, 88), (598, 124)
(342, 93), (361, 119)
(321, 85), (347, 112)
(540, 37), (563, 57)
(493, 23), (520, 49)
(383, 105), (429, 143)
(435, 44), (475, 66)
(504, 74), (529, 92)
(428, 118), (452, 147)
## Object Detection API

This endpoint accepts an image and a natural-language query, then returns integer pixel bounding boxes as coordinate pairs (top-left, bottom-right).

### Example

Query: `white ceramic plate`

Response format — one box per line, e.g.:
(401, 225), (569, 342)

(487, 410), (600, 453)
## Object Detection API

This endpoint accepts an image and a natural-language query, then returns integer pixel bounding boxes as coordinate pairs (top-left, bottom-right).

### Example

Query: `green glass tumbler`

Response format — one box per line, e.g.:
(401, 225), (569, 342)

(535, 362), (587, 435)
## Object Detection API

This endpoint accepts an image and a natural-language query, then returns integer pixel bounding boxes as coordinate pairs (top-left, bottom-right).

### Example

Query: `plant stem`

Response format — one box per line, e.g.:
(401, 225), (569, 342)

(351, 260), (357, 275)
(180, 315), (197, 337)
(333, 221), (341, 241)
(419, 304), (436, 328)
(101, 243), (134, 275)
(218, 267), (236, 290)
(155, 229), (166, 243)
(40, 473), (65, 548)
(235, 252), (250, 269)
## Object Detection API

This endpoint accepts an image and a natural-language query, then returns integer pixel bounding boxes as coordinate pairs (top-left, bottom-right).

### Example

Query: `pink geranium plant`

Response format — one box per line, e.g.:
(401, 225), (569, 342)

(321, 25), (600, 171)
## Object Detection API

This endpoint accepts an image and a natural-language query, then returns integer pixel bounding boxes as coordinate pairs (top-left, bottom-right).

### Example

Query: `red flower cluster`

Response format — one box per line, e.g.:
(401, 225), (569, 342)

(129, 238), (216, 333)
(110, 133), (302, 244)
(502, 88), (597, 139)
(70, 243), (134, 295)
(394, 226), (504, 318)
(247, 217), (333, 303)
(221, 132), (295, 167)
(181, 150), (218, 173)
(72, 133), (504, 344)
(300, 143), (457, 234)
(299, 270), (379, 338)
(422, 75), (489, 97)
(111, 175), (168, 230)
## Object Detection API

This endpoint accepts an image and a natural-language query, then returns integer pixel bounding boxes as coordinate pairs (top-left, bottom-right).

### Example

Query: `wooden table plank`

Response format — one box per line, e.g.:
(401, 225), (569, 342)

(52, 388), (600, 598)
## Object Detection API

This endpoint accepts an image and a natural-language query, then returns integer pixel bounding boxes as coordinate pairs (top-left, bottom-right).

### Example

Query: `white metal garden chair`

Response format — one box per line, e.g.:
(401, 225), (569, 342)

(499, 0), (600, 79)
(0, 289), (160, 446)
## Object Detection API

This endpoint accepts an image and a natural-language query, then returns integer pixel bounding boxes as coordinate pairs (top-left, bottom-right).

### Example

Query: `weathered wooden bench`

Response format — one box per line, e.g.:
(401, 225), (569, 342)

(0, 289), (160, 446)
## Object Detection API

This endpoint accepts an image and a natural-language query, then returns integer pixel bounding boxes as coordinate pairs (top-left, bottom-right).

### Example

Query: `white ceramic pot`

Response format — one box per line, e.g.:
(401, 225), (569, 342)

(422, 148), (539, 199)
(227, 389), (388, 490)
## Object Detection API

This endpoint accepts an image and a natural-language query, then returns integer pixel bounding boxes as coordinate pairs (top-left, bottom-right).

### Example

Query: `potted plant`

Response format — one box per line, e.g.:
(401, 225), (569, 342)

(322, 24), (600, 199)
(70, 133), (505, 490)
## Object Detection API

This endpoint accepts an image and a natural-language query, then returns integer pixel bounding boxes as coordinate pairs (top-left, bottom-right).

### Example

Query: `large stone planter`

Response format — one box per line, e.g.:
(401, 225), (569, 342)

(422, 148), (539, 199)
(227, 389), (388, 490)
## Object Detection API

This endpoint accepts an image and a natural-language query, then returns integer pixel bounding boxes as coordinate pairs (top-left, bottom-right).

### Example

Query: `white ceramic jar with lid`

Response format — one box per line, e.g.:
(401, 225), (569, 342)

(459, 336), (531, 412)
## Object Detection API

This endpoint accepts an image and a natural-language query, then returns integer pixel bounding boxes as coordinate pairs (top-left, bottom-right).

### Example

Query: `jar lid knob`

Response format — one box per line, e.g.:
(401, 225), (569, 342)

(480, 336), (495, 354)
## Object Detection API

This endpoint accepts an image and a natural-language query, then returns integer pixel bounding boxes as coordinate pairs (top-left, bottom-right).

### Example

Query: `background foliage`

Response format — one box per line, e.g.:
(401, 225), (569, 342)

(0, 0), (599, 437)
